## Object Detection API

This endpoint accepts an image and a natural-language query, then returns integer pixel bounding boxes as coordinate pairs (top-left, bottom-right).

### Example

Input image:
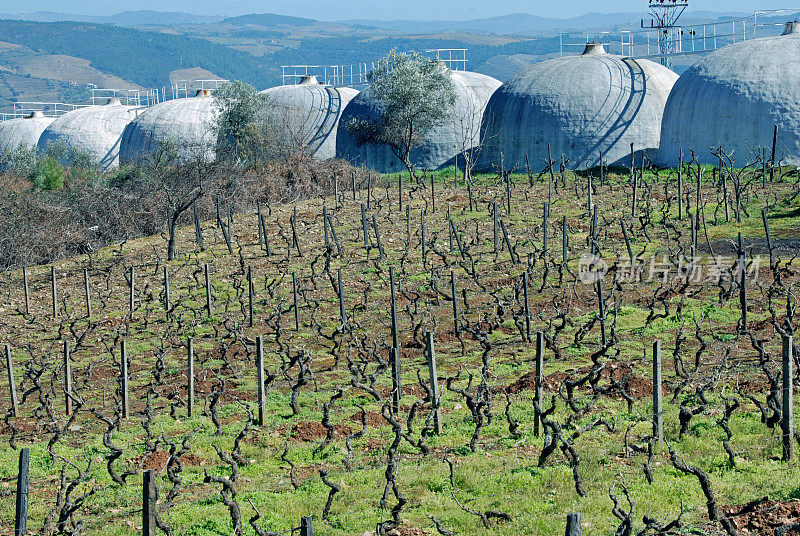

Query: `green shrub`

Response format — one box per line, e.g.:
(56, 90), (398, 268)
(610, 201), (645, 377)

(30, 157), (65, 191)
(0, 144), (36, 174)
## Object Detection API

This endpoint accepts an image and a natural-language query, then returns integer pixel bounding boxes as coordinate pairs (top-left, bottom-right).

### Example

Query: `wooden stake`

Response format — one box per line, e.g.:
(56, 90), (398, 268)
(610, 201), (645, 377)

(534, 332), (544, 437)
(64, 340), (72, 417)
(390, 347), (401, 415)
(14, 448), (28, 536)
(143, 469), (155, 536)
(361, 203), (369, 252)
(121, 339), (129, 419)
(292, 272), (300, 331)
(300, 516), (313, 536)
(523, 272), (531, 342)
(338, 268), (347, 331)
(327, 215), (341, 257)
(565, 513), (581, 536)
(84, 268), (91, 318)
(398, 174), (403, 211)
(738, 237), (747, 331)
(372, 214), (385, 258)
(431, 173), (435, 213)
(629, 142), (635, 185)
(163, 266), (170, 313)
(22, 266), (29, 316)
(187, 338), (194, 418)
(505, 172), (512, 215)
(500, 219), (516, 264)
(450, 270), (459, 336)
(783, 335), (794, 462)
(389, 267), (400, 351)
(421, 209), (427, 266)
(257, 202), (263, 248)
(204, 263), (212, 317)
(248, 266), (254, 328)
(406, 205), (411, 251)
(256, 335), (266, 426)
(493, 201), (499, 253)
(653, 340), (663, 443)
(323, 205), (329, 251)
(6, 344), (18, 418)
(51, 266), (57, 319)
(193, 199), (203, 250)
(129, 265), (135, 313)
(763, 207), (774, 267)
(425, 332), (442, 435)
(621, 219), (634, 270)
(771, 124), (779, 183)
(542, 203), (549, 258)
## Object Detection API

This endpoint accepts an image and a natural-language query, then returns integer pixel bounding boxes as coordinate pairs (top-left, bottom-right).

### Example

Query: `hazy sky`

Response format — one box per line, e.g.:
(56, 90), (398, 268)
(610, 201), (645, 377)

(0, 0), (791, 20)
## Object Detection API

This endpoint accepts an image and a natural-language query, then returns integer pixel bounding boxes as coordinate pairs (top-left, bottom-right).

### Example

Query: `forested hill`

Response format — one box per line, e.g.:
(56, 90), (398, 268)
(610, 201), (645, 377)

(0, 20), (276, 89)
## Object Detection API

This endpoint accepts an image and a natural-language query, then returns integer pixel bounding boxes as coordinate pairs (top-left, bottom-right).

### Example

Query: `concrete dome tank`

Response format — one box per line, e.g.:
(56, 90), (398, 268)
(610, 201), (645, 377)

(658, 21), (800, 167)
(261, 76), (359, 160)
(38, 99), (141, 170)
(477, 43), (679, 171)
(120, 90), (219, 163)
(336, 69), (502, 173)
(0, 111), (54, 155)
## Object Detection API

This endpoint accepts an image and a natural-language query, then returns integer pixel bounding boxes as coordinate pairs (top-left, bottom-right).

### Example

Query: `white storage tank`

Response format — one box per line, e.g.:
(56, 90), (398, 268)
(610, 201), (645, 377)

(261, 76), (359, 160)
(120, 90), (219, 163)
(0, 111), (54, 155)
(658, 21), (800, 167)
(478, 43), (678, 171)
(38, 99), (141, 170)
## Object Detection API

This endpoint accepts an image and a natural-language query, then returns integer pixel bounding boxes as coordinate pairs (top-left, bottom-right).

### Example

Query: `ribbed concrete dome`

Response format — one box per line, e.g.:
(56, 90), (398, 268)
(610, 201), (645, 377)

(120, 90), (219, 163)
(658, 23), (800, 167)
(478, 44), (678, 171)
(38, 100), (140, 170)
(336, 70), (501, 173)
(0, 111), (54, 154)
(261, 79), (359, 160)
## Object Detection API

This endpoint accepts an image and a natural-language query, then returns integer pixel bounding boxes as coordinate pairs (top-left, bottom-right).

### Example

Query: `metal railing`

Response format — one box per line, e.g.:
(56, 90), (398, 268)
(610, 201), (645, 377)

(171, 79), (229, 100)
(559, 8), (800, 60)
(281, 49), (469, 87)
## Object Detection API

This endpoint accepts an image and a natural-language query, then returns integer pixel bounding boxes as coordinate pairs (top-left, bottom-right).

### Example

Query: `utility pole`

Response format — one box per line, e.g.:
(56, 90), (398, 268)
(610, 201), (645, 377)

(643, 0), (688, 69)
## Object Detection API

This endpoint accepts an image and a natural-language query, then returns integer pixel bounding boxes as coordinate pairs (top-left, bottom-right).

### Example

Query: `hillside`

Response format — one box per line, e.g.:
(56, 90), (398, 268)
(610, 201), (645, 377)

(0, 165), (799, 535)
(14, 54), (144, 91)
(0, 20), (275, 92)
(221, 13), (317, 27)
(0, 17), (564, 111)
(3, 10), (224, 25)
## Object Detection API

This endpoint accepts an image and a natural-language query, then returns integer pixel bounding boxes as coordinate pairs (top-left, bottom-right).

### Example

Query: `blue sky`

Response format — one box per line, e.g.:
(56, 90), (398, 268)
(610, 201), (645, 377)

(0, 1), (791, 20)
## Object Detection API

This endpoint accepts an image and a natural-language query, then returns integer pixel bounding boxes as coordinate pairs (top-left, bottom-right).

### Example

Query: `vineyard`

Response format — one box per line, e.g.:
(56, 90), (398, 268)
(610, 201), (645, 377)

(0, 158), (799, 536)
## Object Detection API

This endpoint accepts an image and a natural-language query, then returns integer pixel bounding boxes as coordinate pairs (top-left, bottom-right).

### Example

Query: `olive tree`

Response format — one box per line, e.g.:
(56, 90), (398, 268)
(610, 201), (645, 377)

(345, 50), (457, 181)
(213, 80), (274, 164)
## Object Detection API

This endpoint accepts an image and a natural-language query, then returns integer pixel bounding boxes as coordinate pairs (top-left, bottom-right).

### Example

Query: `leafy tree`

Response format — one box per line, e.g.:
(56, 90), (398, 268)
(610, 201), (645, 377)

(213, 81), (273, 164)
(345, 50), (457, 180)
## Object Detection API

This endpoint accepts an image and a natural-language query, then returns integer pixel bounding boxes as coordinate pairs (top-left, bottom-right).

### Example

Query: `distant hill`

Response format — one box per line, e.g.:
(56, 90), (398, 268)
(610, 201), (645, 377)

(340, 10), (753, 35)
(221, 13), (316, 27)
(0, 20), (275, 89)
(6, 10), (224, 26)
(13, 54), (145, 90)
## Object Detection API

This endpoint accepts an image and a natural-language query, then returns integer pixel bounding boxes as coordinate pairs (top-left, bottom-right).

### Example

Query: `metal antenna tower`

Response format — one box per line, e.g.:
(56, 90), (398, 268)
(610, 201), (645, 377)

(644, 0), (688, 68)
